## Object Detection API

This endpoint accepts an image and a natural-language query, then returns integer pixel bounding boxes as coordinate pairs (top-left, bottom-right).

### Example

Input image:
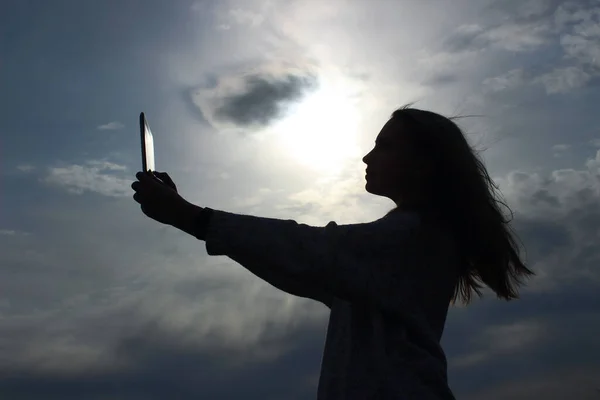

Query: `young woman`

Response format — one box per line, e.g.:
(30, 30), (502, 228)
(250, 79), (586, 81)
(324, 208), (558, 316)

(131, 106), (534, 399)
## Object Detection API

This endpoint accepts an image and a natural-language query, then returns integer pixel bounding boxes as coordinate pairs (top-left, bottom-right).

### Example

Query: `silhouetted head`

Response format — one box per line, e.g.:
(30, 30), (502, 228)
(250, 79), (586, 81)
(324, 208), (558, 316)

(362, 110), (436, 209)
(363, 105), (534, 305)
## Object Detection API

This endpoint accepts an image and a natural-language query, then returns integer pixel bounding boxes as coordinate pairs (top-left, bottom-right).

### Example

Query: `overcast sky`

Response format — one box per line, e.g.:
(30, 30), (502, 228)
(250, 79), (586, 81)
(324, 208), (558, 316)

(2, 0), (600, 398)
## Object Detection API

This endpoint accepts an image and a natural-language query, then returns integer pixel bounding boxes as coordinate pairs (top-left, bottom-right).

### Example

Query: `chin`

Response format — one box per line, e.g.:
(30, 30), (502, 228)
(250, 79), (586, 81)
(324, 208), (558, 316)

(364, 182), (379, 195)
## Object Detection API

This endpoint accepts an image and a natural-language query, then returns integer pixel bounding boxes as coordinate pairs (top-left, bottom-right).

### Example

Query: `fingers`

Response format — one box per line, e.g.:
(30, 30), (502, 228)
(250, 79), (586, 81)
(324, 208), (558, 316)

(153, 171), (177, 190)
(132, 171), (176, 208)
(136, 171), (154, 183)
(153, 171), (170, 183)
(132, 172), (157, 214)
(134, 171), (164, 191)
(133, 192), (142, 204)
(131, 180), (151, 197)
(131, 177), (152, 199)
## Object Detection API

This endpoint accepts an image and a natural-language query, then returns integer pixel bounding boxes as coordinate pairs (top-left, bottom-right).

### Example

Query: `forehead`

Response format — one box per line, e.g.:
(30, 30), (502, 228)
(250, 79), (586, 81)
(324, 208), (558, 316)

(376, 118), (407, 143)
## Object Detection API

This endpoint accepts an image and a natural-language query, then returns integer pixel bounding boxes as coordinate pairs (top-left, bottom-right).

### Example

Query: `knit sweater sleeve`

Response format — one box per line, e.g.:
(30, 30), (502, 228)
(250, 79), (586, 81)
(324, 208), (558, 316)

(202, 209), (437, 315)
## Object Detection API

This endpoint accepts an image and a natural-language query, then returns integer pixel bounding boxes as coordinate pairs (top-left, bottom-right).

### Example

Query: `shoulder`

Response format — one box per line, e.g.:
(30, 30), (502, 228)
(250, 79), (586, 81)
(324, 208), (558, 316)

(326, 211), (423, 258)
(334, 210), (420, 241)
(382, 211), (459, 262)
(327, 210), (455, 259)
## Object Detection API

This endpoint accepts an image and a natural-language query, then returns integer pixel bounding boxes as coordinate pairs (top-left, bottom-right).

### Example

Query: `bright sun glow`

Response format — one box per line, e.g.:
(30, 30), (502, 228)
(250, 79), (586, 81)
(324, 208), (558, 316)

(271, 75), (363, 175)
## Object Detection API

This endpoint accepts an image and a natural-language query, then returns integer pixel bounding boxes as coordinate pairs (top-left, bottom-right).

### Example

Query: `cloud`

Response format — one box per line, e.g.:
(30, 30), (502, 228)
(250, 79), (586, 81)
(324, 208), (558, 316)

(528, 2), (600, 93)
(430, 0), (600, 94)
(464, 367), (600, 400)
(552, 143), (571, 157)
(210, 2), (276, 30)
(0, 229), (30, 236)
(189, 66), (318, 130)
(446, 290), (600, 397)
(534, 66), (592, 93)
(189, 1), (207, 13)
(228, 8), (264, 27)
(451, 320), (544, 368)
(440, 24), (487, 53)
(554, 1), (600, 31)
(0, 188), (331, 397)
(441, 18), (552, 55)
(512, 0), (557, 19)
(97, 121), (125, 130)
(551, 144), (570, 152)
(16, 164), (35, 173)
(489, 150), (600, 289)
(485, 0), (552, 16)
(214, 74), (316, 126)
(560, 33), (600, 69)
(483, 68), (526, 92)
(483, 21), (553, 52)
(483, 66), (593, 97)
(535, 1), (600, 91)
(0, 198), (329, 398)
(0, 323), (325, 399)
(44, 160), (132, 197)
(418, 7), (554, 82)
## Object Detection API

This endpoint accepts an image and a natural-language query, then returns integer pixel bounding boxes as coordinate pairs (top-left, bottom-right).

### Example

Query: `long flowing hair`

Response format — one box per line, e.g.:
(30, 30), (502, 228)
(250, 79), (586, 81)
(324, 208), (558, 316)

(385, 105), (534, 305)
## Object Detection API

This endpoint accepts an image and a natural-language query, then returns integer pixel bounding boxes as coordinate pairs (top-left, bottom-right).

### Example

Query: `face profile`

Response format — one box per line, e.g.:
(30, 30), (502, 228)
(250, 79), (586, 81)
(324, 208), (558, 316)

(362, 118), (432, 208)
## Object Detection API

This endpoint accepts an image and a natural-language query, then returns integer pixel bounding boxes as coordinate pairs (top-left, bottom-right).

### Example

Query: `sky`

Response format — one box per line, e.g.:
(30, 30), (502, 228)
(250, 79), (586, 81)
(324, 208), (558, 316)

(1, 0), (600, 398)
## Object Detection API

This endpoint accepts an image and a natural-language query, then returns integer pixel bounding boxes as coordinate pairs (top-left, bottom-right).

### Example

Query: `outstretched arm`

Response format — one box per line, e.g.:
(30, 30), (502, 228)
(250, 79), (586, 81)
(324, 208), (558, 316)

(173, 203), (334, 307)
(179, 206), (443, 319)
(131, 171), (333, 306)
(131, 170), (455, 314)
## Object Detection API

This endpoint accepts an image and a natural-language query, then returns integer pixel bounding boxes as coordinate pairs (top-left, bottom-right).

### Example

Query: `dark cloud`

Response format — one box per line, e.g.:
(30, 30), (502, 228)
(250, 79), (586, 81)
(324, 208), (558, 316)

(0, 323), (325, 400)
(440, 0), (563, 54)
(528, 188), (560, 207)
(444, 280), (600, 397)
(425, 73), (461, 86)
(511, 215), (571, 261)
(213, 73), (318, 127)
(483, 0), (565, 24)
(441, 0), (600, 57)
(464, 367), (600, 400)
(441, 26), (490, 54)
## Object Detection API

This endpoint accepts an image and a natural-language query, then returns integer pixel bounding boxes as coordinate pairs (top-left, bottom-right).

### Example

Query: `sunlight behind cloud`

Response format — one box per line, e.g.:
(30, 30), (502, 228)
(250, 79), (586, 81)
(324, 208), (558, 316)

(270, 74), (363, 176)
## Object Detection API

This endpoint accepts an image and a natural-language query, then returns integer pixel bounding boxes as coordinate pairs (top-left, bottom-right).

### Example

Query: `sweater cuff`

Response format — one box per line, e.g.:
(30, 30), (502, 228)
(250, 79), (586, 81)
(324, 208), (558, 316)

(193, 207), (214, 241)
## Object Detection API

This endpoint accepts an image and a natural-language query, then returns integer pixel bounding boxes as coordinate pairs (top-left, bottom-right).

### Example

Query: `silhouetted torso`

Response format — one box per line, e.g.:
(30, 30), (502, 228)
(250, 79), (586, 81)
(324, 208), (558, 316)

(202, 209), (460, 399)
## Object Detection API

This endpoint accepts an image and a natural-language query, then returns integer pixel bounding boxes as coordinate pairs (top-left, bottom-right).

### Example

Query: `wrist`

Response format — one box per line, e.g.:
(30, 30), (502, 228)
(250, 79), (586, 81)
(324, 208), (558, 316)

(172, 199), (213, 240)
(172, 199), (202, 234)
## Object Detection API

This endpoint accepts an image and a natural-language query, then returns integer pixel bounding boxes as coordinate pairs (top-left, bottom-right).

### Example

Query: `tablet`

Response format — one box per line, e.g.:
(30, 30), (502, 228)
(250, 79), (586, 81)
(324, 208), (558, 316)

(140, 112), (155, 172)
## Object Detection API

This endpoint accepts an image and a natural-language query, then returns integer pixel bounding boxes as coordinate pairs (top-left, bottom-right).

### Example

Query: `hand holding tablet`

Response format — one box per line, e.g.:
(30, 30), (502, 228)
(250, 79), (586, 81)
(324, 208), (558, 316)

(140, 112), (155, 172)
(139, 112), (171, 187)
(133, 112), (193, 226)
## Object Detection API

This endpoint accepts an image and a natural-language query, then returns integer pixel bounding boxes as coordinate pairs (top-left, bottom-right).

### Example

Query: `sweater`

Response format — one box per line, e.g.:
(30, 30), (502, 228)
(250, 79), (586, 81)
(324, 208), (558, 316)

(201, 208), (460, 399)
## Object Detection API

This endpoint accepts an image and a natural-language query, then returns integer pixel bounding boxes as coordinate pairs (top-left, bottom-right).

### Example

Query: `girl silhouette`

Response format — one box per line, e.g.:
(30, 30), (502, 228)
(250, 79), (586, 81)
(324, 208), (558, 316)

(132, 106), (534, 399)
